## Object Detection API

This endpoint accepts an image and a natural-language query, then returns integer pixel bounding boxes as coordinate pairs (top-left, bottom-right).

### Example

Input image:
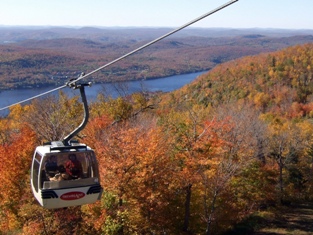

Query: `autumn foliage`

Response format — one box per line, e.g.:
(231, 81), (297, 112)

(1, 43), (313, 234)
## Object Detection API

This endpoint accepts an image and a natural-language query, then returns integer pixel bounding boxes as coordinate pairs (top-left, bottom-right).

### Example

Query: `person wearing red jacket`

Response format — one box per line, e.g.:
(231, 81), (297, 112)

(65, 154), (83, 179)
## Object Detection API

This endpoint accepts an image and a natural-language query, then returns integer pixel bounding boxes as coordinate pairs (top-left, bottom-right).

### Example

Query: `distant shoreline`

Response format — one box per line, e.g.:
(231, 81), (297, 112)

(0, 70), (208, 92)
(0, 71), (205, 116)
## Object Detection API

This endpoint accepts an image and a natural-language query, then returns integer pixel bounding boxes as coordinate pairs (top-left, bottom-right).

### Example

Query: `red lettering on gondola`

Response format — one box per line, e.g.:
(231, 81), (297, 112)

(60, 191), (85, 200)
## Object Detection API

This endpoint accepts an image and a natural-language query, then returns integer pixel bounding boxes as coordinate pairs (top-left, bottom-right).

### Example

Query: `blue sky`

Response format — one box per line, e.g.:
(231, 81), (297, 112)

(1, 0), (313, 29)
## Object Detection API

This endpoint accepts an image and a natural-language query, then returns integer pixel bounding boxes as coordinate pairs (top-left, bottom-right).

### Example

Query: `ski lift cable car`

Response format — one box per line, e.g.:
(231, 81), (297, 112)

(25, 0), (238, 209)
(31, 79), (103, 209)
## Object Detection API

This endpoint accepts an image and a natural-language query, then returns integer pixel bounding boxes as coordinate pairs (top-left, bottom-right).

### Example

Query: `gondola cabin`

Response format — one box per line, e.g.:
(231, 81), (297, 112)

(31, 141), (103, 209)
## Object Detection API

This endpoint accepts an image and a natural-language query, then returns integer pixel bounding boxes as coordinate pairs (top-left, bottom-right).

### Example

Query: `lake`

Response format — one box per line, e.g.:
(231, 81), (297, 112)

(0, 71), (205, 116)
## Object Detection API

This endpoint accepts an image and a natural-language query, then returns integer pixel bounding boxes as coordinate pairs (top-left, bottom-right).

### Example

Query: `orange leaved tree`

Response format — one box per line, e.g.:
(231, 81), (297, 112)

(83, 115), (180, 234)
(0, 125), (36, 233)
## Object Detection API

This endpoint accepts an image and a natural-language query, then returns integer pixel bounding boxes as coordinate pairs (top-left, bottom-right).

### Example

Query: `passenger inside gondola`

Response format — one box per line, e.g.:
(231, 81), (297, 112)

(44, 155), (58, 179)
(39, 151), (100, 191)
(49, 165), (69, 181)
(65, 154), (83, 179)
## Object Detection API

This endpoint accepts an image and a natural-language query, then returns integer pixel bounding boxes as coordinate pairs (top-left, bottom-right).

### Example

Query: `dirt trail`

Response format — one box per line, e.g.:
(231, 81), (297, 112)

(252, 203), (313, 235)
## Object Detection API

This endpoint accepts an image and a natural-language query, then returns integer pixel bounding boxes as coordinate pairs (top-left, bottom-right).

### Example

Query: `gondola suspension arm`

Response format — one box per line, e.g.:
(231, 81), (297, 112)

(63, 79), (92, 146)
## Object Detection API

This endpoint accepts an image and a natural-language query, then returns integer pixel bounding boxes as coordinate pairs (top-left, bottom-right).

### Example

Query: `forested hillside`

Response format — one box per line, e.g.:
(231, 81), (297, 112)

(1, 27), (313, 90)
(0, 43), (313, 234)
(175, 43), (313, 116)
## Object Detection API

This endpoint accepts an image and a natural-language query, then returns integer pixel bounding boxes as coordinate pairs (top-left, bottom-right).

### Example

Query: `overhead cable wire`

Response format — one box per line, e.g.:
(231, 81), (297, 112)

(0, 0), (238, 112)
(0, 84), (67, 111)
